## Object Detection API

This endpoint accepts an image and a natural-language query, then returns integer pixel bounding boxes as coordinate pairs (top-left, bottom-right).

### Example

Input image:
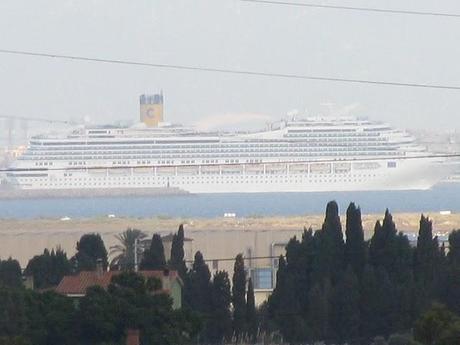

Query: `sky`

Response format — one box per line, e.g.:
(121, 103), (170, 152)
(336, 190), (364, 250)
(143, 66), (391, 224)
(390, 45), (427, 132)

(1, 0), (460, 134)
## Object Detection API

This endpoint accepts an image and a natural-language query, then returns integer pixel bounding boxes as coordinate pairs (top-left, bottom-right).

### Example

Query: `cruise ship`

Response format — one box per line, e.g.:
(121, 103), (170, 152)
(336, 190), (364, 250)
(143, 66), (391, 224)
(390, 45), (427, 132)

(4, 96), (457, 193)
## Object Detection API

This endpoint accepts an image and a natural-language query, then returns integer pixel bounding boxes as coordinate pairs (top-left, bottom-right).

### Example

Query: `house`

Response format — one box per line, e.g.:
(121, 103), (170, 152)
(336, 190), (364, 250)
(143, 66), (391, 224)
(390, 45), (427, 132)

(55, 268), (183, 309)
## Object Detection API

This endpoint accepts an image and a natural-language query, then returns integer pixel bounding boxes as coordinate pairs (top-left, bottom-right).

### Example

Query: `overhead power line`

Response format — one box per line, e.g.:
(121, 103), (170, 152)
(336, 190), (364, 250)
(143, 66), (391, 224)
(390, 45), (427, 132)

(240, 0), (460, 18)
(185, 255), (279, 264)
(0, 114), (74, 125)
(1, 49), (460, 91)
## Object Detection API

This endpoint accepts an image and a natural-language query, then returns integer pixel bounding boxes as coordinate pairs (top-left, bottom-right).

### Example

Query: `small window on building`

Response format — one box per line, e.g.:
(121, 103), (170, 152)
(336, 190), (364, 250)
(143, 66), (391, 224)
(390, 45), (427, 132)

(251, 268), (273, 290)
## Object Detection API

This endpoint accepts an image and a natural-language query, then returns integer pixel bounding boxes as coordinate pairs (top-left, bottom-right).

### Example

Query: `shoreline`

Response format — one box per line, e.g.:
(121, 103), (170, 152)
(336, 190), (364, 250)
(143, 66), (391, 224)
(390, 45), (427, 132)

(0, 212), (458, 268)
(1, 212), (459, 234)
(0, 186), (189, 199)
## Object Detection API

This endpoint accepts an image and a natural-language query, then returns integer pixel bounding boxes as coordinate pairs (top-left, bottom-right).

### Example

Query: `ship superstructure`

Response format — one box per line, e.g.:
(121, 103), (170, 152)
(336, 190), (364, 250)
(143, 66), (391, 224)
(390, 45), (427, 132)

(5, 115), (456, 193)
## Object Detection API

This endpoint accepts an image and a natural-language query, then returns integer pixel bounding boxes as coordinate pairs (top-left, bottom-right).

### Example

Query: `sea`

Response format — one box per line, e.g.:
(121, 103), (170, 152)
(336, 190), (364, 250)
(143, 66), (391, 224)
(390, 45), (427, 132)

(0, 183), (459, 219)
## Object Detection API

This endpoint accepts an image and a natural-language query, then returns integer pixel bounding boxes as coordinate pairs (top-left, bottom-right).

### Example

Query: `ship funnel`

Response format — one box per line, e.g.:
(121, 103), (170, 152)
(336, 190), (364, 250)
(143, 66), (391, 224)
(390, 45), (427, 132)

(140, 93), (164, 127)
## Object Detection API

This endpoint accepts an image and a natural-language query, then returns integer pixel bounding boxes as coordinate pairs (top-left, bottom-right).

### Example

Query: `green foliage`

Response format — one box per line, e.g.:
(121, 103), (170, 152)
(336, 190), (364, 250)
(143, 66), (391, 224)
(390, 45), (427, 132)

(72, 233), (108, 272)
(312, 201), (344, 284)
(185, 251), (212, 341)
(24, 290), (77, 345)
(24, 248), (71, 289)
(307, 280), (330, 342)
(331, 266), (360, 344)
(169, 224), (187, 279)
(414, 303), (460, 345)
(246, 278), (258, 343)
(388, 333), (422, 345)
(265, 202), (457, 345)
(139, 233), (166, 270)
(109, 228), (146, 271)
(232, 253), (246, 342)
(0, 336), (31, 345)
(345, 202), (367, 276)
(442, 229), (460, 315)
(207, 271), (232, 344)
(0, 288), (27, 336)
(78, 286), (121, 343)
(0, 258), (22, 288)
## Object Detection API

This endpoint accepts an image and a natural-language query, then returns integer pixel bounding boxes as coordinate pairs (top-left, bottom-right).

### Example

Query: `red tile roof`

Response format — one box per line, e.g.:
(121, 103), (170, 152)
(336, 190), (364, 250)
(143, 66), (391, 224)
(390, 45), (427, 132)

(55, 270), (180, 296)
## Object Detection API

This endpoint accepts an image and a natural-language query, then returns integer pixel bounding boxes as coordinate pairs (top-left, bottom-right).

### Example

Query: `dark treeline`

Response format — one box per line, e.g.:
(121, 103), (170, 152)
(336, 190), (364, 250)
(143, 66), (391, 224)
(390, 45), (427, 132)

(0, 201), (459, 344)
(266, 201), (460, 345)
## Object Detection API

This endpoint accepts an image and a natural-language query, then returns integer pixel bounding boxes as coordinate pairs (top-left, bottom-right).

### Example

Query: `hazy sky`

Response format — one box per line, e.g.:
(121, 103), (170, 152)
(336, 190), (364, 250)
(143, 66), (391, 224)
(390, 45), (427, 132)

(1, 0), (460, 132)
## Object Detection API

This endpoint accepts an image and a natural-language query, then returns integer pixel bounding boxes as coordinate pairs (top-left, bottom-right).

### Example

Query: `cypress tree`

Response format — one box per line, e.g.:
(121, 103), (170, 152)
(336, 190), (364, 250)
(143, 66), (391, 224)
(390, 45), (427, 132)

(360, 264), (379, 340)
(232, 254), (246, 342)
(345, 202), (367, 277)
(187, 251), (213, 341)
(375, 267), (396, 338)
(332, 266), (361, 344)
(269, 252), (308, 343)
(414, 215), (438, 282)
(189, 251), (212, 313)
(208, 271), (232, 344)
(312, 201), (344, 283)
(445, 230), (460, 315)
(139, 233), (166, 270)
(170, 224), (187, 279)
(369, 210), (396, 270)
(307, 280), (330, 342)
(246, 278), (258, 343)
(447, 229), (460, 266)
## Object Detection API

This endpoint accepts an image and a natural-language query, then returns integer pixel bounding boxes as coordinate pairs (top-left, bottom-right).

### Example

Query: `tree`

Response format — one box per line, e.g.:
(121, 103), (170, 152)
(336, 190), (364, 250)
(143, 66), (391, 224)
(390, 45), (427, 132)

(388, 333), (422, 345)
(0, 259), (22, 288)
(360, 264), (380, 340)
(109, 228), (146, 271)
(207, 271), (232, 344)
(447, 229), (460, 266)
(345, 202), (367, 277)
(442, 229), (460, 315)
(169, 224), (187, 279)
(307, 280), (330, 342)
(139, 234), (166, 270)
(369, 210), (397, 270)
(312, 201), (344, 284)
(25, 291), (77, 345)
(107, 272), (199, 345)
(187, 251), (212, 314)
(331, 266), (360, 344)
(184, 251), (212, 342)
(414, 303), (460, 345)
(246, 278), (258, 343)
(232, 254), (246, 342)
(414, 215), (439, 283)
(0, 288), (27, 337)
(72, 233), (108, 272)
(77, 286), (120, 344)
(24, 248), (71, 289)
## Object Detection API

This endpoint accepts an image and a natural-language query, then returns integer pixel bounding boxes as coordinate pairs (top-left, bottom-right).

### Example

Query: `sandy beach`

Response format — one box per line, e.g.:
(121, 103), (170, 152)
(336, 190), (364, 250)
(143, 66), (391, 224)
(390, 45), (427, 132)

(1, 212), (459, 268)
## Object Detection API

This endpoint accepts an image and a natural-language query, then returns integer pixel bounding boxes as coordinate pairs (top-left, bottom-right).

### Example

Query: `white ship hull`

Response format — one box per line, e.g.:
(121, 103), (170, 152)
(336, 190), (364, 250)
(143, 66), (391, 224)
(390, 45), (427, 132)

(6, 115), (457, 194)
(6, 157), (454, 193)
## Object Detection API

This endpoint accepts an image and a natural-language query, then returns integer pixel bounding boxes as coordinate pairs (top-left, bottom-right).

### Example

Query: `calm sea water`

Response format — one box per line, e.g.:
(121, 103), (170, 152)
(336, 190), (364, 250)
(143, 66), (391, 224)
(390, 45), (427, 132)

(0, 183), (458, 219)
